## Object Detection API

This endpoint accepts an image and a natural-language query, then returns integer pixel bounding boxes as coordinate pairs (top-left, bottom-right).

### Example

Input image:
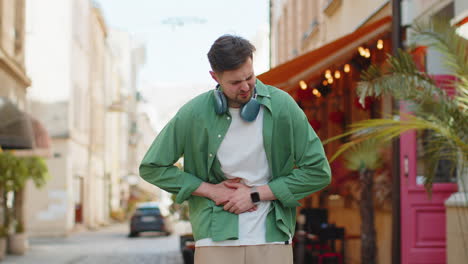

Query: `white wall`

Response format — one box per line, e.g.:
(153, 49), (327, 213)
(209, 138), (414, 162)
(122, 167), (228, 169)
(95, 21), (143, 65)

(25, 139), (73, 236)
(25, 0), (73, 103)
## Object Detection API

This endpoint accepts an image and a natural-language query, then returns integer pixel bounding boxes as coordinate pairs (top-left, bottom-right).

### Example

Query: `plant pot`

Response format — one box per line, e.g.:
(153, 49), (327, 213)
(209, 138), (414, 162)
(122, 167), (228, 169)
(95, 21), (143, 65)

(0, 237), (6, 260)
(8, 232), (28, 255)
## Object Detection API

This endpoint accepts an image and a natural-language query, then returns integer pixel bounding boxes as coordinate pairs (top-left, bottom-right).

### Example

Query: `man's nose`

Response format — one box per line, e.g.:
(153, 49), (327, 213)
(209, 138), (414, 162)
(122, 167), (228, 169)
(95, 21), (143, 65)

(240, 81), (250, 92)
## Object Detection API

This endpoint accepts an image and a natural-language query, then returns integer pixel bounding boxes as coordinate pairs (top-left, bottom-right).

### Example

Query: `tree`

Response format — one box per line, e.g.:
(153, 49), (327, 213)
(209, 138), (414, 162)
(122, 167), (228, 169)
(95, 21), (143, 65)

(0, 151), (27, 236)
(343, 140), (383, 264)
(14, 156), (49, 233)
(0, 151), (49, 234)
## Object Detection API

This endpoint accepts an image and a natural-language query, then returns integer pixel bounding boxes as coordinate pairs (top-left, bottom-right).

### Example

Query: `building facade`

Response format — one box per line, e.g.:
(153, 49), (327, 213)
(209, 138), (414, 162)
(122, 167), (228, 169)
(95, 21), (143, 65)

(23, 0), (146, 236)
(401, 1), (468, 263)
(0, 0), (30, 109)
(270, 0), (390, 66)
(269, 2), (392, 263)
(106, 28), (149, 212)
(267, 1), (467, 263)
(24, 0), (93, 236)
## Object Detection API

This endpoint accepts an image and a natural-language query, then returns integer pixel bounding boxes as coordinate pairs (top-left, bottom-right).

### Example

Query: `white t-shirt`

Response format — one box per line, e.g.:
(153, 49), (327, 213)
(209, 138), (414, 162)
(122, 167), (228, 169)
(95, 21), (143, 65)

(196, 107), (285, 247)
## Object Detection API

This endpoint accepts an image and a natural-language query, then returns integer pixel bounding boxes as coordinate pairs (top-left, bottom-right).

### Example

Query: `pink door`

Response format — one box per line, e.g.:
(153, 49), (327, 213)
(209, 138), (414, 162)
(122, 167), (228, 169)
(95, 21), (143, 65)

(400, 99), (458, 263)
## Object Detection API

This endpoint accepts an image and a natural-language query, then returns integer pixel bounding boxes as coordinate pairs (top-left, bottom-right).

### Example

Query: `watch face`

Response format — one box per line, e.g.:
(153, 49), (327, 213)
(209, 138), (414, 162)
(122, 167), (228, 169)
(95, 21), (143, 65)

(251, 192), (260, 203)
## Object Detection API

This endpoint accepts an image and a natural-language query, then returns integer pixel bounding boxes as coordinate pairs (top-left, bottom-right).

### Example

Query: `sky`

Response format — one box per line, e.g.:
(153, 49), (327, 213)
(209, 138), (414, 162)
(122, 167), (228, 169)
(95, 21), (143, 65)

(95, 0), (271, 131)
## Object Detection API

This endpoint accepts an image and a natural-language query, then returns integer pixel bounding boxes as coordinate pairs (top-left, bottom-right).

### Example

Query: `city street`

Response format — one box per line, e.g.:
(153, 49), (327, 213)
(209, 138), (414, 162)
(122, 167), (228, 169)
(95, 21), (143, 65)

(2, 223), (183, 264)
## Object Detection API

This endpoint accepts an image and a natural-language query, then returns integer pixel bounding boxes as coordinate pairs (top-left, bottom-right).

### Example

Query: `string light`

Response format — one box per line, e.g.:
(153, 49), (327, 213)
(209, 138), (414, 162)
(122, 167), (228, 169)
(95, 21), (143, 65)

(365, 48), (371, 58)
(327, 77), (334, 84)
(312, 89), (319, 95)
(344, 64), (350, 73)
(322, 80), (328, 86)
(377, 39), (384, 50)
(316, 91), (322, 98)
(299, 80), (308, 90)
(358, 46), (365, 56)
(325, 69), (332, 79)
(334, 70), (341, 79)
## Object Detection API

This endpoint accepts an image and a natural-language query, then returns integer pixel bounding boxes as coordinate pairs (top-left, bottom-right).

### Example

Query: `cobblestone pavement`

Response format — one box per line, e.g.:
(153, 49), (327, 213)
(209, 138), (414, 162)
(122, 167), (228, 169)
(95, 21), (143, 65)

(2, 223), (183, 264)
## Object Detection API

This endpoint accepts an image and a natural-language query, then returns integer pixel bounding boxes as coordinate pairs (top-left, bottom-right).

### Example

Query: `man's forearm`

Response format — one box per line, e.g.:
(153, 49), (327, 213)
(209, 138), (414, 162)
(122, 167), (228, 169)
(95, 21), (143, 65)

(258, 184), (276, 201)
(192, 182), (214, 199)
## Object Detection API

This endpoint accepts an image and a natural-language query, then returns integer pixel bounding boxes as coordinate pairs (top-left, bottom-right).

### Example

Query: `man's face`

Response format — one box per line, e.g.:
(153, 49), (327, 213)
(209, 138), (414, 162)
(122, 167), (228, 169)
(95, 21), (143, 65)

(210, 57), (256, 108)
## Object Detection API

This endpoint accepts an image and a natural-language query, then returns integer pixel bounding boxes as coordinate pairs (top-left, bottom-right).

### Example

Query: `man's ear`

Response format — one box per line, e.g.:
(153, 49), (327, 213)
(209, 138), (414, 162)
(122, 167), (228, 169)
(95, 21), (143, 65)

(209, 71), (219, 83)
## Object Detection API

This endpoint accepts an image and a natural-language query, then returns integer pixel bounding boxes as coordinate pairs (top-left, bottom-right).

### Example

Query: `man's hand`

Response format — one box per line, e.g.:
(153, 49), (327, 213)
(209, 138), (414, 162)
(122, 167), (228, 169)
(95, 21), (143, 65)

(208, 178), (242, 206)
(222, 182), (256, 214)
(193, 178), (242, 206)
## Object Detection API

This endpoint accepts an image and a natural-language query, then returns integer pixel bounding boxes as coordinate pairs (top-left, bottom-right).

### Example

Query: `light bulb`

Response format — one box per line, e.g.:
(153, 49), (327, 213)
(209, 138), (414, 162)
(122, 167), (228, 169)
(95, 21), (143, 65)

(334, 70), (341, 79)
(377, 39), (384, 50)
(344, 64), (350, 73)
(299, 80), (307, 90)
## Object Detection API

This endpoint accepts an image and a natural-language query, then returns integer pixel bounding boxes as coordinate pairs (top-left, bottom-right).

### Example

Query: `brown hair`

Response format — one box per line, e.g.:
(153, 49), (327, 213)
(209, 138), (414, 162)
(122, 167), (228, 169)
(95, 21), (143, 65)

(207, 34), (256, 73)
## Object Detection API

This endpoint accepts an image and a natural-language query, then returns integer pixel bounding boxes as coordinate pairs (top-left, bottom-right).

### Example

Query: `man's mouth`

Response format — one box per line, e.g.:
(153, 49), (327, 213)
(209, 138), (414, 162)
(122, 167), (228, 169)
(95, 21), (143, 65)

(239, 91), (251, 98)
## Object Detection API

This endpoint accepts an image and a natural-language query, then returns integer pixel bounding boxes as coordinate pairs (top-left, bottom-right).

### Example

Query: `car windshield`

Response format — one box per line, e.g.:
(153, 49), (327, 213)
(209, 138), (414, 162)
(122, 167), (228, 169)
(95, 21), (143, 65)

(136, 207), (161, 216)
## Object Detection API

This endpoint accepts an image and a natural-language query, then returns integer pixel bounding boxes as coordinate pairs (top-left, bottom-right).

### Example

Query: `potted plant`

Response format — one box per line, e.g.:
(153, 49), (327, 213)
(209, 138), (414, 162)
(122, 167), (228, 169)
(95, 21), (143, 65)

(0, 149), (50, 255)
(0, 151), (26, 256)
(8, 156), (49, 255)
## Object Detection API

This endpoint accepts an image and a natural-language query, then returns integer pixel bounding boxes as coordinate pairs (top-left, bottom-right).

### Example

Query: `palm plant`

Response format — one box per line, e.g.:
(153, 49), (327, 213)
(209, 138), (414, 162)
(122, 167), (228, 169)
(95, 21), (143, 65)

(343, 140), (383, 264)
(325, 20), (467, 193)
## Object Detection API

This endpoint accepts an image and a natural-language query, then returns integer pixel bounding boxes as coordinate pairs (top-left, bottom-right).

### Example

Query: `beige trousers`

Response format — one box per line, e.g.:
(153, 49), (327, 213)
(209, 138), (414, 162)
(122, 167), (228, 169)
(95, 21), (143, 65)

(194, 244), (293, 264)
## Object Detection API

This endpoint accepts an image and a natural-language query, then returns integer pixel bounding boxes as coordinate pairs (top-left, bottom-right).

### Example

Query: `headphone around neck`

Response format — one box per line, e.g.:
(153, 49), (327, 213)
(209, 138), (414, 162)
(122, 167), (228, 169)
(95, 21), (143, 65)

(213, 84), (261, 122)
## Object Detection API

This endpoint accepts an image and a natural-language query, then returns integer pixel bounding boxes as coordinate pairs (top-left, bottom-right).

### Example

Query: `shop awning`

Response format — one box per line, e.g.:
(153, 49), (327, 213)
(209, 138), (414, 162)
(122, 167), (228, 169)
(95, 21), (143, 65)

(258, 16), (392, 92)
(0, 97), (51, 157)
(0, 97), (34, 149)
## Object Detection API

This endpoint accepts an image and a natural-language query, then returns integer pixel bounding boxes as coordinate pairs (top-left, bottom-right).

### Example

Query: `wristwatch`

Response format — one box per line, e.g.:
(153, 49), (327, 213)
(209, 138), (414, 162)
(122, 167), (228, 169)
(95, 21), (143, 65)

(250, 186), (260, 203)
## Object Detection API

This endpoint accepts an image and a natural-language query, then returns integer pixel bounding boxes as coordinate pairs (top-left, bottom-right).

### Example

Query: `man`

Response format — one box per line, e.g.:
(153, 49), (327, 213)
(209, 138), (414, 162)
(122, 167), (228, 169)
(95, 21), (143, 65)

(139, 35), (331, 264)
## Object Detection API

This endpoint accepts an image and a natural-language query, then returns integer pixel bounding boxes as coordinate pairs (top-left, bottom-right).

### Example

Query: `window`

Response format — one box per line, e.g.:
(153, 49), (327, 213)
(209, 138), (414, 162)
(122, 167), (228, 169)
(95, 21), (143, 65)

(14, 0), (25, 55)
(0, 0), (4, 42)
(416, 130), (457, 184)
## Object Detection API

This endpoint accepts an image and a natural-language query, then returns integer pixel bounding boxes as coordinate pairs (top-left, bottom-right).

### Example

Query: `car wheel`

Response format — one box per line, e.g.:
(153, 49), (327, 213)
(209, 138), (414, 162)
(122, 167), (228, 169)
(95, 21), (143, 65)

(128, 232), (139, 238)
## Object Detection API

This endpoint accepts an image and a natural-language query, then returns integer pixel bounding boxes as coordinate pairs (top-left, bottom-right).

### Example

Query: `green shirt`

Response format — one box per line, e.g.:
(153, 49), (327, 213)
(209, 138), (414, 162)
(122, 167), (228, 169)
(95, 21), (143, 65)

(139, 79), (331, 242)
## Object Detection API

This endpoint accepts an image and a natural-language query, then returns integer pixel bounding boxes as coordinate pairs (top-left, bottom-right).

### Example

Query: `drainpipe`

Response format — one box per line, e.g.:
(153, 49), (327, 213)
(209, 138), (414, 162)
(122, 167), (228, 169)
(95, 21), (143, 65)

(391, 1), (402, 264)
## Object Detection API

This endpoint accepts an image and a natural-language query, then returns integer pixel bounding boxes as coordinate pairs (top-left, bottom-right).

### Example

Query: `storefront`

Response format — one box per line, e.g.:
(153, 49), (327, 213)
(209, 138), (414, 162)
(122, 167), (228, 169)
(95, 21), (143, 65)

(258, 16), (394, 264)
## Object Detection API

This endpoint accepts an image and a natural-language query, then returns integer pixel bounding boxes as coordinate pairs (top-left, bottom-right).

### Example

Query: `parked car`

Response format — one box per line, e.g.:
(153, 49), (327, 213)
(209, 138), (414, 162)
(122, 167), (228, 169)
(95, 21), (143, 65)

(129, 202), (169, 237)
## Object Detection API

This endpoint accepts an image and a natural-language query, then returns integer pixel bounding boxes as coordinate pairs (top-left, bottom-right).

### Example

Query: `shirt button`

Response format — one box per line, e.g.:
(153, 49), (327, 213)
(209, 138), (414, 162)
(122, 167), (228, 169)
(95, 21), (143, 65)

(218, 134), (221, 138)
(227, 117), (230, 120)
(209, 153), (213, 157)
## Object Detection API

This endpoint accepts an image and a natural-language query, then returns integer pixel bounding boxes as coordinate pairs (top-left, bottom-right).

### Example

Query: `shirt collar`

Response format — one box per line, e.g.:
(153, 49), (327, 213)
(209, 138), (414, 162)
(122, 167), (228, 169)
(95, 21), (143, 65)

(255, 79), (270, 98)
(255, 79), (272, 112)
